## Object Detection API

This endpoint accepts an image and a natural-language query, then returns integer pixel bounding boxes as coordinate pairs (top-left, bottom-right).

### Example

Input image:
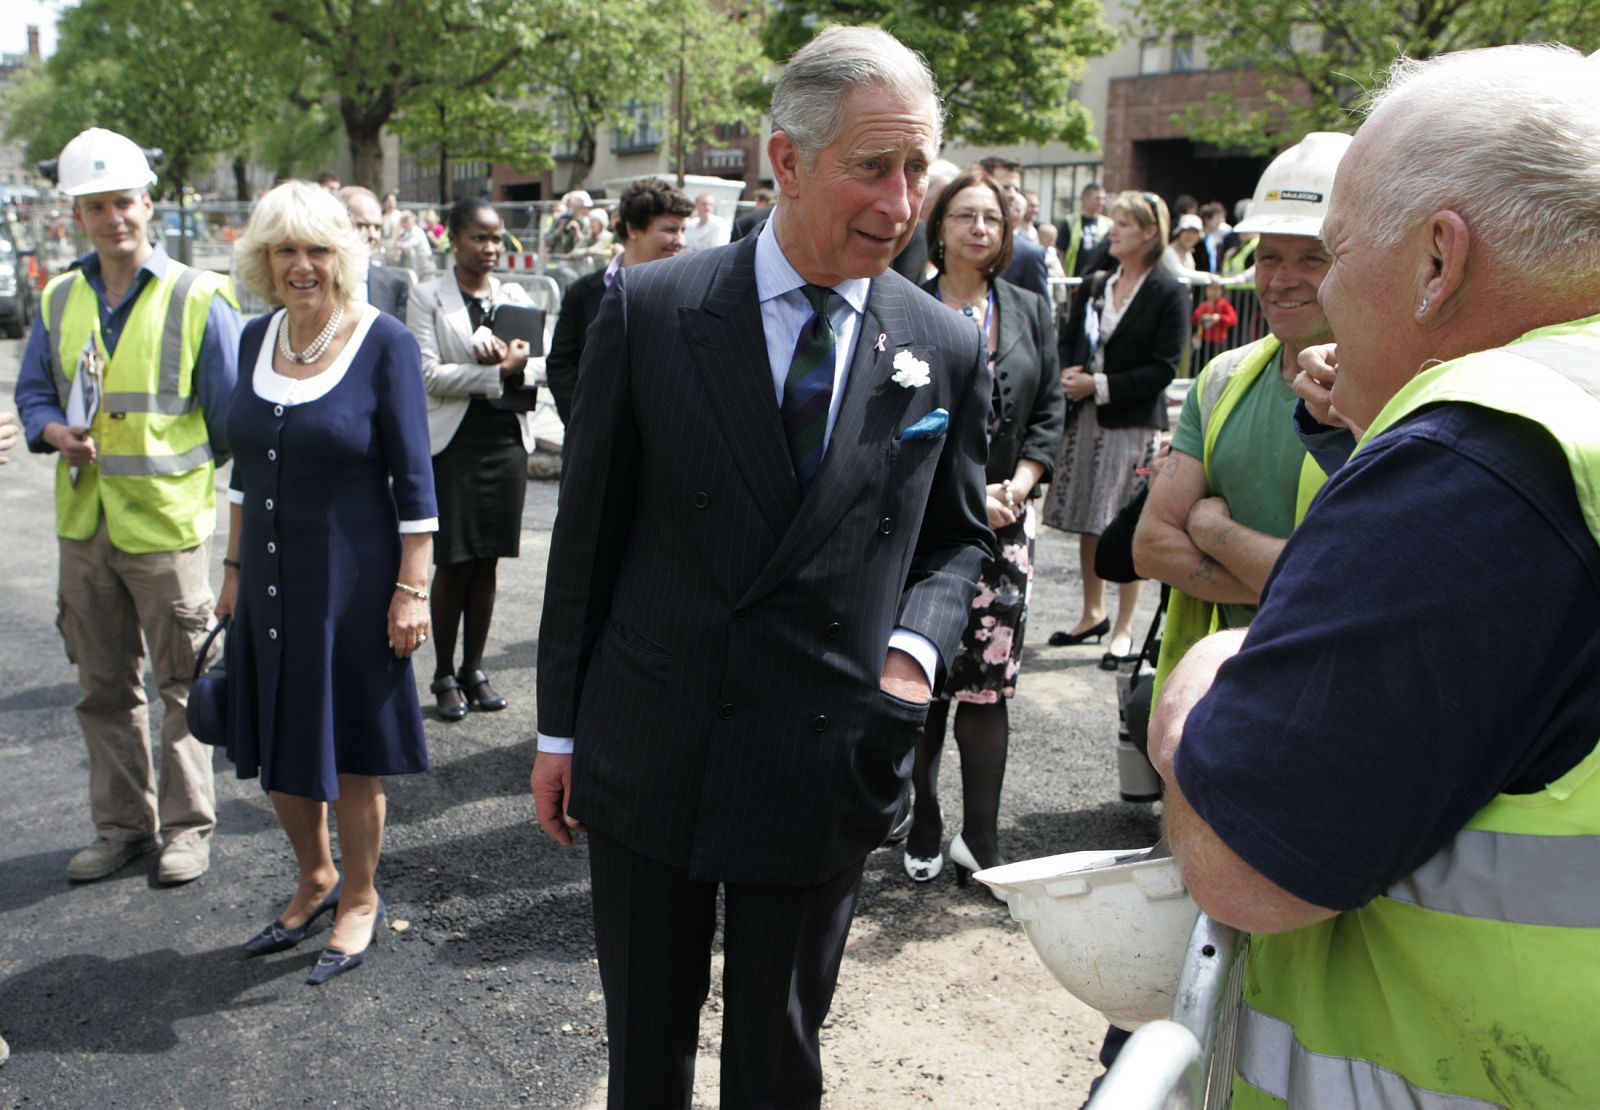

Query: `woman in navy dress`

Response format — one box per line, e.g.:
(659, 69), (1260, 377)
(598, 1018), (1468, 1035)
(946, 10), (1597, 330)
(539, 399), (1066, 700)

(217, 181), (437, 985)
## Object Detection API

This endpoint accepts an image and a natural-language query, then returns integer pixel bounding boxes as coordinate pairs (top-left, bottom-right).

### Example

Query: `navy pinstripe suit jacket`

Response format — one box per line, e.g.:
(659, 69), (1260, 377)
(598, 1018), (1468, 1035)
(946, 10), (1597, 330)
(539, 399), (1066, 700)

(537, 234), (992, 885)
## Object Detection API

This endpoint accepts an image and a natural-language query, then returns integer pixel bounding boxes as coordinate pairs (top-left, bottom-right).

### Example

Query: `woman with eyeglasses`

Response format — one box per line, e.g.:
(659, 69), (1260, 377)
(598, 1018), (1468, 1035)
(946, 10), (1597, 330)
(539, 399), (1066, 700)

(902, 166), (1066, 890)
(1044, 190), (1188, 667)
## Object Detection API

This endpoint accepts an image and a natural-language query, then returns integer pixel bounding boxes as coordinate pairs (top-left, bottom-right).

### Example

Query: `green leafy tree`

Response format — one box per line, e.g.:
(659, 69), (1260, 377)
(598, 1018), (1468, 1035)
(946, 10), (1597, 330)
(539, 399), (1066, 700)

(0, 62), (83, 170)
(760, 0), (1117, 150)
(1133, 0), (1600, 154)
(3, 0), (270, 198)
(529, 0), (766, 192)
(263, 0), (540, 188)
(393, 87), (553, 204)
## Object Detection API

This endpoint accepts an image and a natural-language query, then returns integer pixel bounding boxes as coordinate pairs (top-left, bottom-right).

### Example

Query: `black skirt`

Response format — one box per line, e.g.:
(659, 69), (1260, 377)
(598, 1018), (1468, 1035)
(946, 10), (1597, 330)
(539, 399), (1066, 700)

(432, 399), (527, 564)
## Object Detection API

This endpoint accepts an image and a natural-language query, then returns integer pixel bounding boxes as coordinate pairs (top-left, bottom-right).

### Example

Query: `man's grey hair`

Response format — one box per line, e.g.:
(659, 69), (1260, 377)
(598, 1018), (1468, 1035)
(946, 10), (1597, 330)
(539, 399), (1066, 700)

(337, 184), (379, 209)
(770, 25), (942, 163)
(1357, 45), (1600, 290)
(927, 158), (960, 193)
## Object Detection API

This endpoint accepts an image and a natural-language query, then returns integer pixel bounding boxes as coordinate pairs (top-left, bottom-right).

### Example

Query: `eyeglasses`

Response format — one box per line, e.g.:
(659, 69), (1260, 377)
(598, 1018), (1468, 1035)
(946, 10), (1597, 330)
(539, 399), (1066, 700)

(947, 209), (1005, 229)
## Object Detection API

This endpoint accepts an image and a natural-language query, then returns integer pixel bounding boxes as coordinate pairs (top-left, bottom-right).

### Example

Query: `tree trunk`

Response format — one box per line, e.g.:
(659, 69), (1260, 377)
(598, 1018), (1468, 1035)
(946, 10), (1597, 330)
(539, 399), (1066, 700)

(233, 156), (250, 202)
(342, 96), (390, 190)
(566, 125), (596, 192)
(436, 101), (449, 205)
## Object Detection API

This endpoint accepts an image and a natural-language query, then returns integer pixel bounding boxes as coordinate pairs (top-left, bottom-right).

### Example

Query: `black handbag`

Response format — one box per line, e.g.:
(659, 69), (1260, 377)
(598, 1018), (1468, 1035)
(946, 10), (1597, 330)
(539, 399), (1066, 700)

(187, 617), (230, 746)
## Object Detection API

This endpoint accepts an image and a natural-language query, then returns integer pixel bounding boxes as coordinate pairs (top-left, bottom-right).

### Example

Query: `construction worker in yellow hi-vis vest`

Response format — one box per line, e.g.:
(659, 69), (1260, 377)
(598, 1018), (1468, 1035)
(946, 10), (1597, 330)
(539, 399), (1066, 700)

(1062, 181), (1114, 278)
(1133, 132), (1354, 703)
(1147, 45), (1600, 1108)
(12, 127), (241, 886)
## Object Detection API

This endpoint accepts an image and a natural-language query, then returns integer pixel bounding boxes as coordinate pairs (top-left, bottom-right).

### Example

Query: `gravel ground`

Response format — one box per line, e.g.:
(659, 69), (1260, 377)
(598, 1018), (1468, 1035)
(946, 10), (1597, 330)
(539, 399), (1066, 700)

(0, 336), (1163, 1107)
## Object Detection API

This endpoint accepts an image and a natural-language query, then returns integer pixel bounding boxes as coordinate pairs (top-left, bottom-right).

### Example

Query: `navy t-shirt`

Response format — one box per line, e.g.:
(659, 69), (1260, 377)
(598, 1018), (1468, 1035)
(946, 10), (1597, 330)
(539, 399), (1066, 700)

(1175, 402), (1600, 911)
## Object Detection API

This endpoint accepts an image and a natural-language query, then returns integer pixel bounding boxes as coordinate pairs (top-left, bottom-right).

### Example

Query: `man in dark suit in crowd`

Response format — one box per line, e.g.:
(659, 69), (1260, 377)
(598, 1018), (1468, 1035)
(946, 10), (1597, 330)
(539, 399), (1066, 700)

(532, 24), (991, 1108)
(731, 187), (776, 241)
(978, 156), (1049, 301)
(340, 185), (409, 321)
(544, 177), (692, 426)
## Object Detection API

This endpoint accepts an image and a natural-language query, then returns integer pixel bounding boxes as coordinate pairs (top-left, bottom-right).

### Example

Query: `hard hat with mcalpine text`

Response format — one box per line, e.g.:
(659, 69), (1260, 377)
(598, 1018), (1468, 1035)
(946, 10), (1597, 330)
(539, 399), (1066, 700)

(1235, 132), (1352, 238)
(56, 128), (158, 197)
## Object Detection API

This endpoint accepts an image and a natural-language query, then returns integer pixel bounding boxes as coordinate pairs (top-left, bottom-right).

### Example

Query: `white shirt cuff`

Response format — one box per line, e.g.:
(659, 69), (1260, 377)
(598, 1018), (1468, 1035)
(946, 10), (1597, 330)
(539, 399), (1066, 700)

(537, 732), (575, 755)
(227, 489), (245, 505)
(399, 517), (439, 534)
(888, 628), (940, 691)
(1093, 372), (1111, 406)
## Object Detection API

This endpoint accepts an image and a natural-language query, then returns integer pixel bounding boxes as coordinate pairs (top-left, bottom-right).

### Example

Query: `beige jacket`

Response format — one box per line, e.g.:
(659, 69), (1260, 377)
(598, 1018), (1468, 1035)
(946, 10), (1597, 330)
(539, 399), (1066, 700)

(408, 274), (540, 455)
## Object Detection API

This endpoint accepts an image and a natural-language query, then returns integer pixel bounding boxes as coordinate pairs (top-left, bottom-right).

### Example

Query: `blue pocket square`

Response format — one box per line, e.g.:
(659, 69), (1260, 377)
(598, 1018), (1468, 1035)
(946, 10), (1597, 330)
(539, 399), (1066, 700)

(900, 408), (949, 441)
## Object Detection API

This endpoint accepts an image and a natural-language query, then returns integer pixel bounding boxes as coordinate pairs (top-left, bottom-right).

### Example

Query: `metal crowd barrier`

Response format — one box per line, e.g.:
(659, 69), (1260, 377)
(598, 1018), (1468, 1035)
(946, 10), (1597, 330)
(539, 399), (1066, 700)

(1087, 913), (1248, 1110)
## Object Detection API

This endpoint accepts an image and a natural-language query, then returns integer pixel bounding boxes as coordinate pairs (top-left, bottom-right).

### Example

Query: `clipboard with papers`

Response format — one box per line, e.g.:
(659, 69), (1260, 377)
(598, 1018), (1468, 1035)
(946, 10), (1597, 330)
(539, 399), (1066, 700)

(64, 334), (104, 486)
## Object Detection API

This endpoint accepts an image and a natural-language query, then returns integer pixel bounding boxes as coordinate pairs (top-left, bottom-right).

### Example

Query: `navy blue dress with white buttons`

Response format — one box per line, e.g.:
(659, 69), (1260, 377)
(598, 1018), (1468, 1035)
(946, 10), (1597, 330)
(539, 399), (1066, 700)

(225, 306), (438, 800)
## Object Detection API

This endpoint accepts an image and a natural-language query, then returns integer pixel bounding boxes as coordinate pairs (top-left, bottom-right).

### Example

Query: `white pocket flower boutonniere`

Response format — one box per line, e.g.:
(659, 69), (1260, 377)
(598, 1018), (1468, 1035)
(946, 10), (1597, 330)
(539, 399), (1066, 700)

(891, 350), (932, 389)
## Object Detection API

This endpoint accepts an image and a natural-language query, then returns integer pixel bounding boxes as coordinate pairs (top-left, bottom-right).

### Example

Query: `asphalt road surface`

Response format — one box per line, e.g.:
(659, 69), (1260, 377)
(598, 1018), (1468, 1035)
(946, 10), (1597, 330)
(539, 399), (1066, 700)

(0, 332), (1161, 1108)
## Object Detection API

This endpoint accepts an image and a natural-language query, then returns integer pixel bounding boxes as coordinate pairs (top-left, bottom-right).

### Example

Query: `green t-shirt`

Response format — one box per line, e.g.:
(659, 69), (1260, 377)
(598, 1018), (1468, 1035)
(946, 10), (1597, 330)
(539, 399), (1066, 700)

(1169, 350), (1303, 629)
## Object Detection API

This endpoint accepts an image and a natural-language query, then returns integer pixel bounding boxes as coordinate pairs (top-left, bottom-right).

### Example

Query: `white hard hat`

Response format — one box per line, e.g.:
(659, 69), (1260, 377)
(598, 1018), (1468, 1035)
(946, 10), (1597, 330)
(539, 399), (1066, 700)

(1234, 131), (1352, 237)
(978, 848), (1199, 1030)
(57, 128), (157, 197)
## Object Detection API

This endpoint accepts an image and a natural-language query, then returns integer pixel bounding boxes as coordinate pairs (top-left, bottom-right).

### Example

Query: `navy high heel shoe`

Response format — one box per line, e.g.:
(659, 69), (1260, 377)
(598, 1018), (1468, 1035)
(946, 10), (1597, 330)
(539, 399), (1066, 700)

(306, 896), (386, 986)
(242, 879), (343, 956)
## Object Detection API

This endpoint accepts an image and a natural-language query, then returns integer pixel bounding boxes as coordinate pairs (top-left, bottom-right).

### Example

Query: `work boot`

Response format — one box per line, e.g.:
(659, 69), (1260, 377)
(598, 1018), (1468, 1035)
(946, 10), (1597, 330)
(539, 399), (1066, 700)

(157, 836), (211, 885)
(67, 836), (158, 882)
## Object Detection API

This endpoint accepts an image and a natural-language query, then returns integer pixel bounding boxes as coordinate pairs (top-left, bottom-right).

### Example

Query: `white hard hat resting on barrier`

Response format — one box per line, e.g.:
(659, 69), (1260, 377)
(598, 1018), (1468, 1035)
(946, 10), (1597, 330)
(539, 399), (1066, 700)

(978, 846), (1200, 1030)
(1233, 131), (1352, 238)
(56, 128), (158, 198)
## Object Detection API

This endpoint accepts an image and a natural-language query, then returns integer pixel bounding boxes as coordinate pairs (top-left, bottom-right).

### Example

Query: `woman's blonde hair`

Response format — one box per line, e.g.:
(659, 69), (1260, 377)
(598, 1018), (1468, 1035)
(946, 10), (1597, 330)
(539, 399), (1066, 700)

(1108, 190), (1171, 270)
(234, 180), (367, 305)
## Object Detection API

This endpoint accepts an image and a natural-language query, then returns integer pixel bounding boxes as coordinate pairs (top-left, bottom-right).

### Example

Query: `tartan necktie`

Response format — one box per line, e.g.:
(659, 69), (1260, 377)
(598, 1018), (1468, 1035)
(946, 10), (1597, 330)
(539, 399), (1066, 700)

(781, 283), (836, 493)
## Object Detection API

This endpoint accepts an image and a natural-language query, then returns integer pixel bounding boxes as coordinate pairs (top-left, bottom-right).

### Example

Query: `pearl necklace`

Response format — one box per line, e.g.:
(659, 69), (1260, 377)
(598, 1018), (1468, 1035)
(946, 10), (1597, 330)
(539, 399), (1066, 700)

(278, 303), (344, 365)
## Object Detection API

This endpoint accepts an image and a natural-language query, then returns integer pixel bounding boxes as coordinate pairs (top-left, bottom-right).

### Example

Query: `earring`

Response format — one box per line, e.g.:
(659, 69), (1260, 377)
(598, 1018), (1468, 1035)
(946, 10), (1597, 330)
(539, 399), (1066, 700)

(1418, 296), (1431, 313)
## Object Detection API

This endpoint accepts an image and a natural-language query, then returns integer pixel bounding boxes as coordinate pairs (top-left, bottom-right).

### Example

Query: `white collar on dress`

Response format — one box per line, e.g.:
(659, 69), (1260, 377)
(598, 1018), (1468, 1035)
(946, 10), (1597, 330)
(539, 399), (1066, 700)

(253, 303), (380, 406)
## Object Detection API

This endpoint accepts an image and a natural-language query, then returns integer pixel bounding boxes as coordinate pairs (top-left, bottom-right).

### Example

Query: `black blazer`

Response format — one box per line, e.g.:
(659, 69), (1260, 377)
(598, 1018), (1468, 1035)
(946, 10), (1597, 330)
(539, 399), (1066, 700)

(731, 205), (772, 242)
(537, 234), (992, 885)
(1060, 266), (1188, 430)
(545, 267), (607, 425)
(1001, 235), (1050, 301)
(890, 222), (927, 284)
(366, 263), (410, 322)
(918, 276), (1064, 488)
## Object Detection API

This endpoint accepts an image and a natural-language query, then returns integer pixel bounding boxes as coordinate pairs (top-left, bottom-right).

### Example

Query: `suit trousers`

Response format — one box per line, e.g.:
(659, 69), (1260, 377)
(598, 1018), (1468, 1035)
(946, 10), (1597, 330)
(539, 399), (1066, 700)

(588, 828), (865, 1109)
(56, 518), (217, 844)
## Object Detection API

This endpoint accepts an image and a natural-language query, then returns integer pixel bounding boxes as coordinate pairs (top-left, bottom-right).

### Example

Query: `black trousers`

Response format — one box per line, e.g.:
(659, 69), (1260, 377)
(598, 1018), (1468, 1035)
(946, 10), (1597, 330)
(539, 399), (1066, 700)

(588, 828), (866, 1109)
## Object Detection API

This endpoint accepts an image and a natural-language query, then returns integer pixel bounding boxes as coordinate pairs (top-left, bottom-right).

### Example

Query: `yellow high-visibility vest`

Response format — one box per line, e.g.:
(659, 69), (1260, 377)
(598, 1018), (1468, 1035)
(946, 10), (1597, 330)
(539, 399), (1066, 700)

(1234, 314), (1600, 1109)
(44, 260), (237, 553)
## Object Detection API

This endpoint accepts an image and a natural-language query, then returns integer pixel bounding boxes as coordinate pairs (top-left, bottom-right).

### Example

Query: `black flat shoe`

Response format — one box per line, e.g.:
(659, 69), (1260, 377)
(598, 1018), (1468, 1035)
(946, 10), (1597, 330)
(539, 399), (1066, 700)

(457, 669), (508, 712)
(1049, 618), (1110, 647)
(430, 675), (468, 721)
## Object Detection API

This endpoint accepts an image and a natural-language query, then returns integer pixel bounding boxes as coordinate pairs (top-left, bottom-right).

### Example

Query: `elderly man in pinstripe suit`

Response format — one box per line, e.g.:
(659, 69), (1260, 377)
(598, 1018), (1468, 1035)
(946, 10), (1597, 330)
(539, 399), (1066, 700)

(532, 26), (991, 1108)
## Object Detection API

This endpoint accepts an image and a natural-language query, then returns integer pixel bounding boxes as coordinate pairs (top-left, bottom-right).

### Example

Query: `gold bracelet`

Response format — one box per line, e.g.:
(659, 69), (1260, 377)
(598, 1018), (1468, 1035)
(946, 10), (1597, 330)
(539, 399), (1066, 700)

(395, 581), (430, 601)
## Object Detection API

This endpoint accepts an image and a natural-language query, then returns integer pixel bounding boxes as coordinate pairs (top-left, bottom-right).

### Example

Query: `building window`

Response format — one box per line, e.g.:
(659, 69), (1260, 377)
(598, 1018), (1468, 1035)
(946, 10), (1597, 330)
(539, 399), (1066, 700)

(1139, 37), (1164, 76)
(613, 101), (664, 155)
(1172, 35), (1195, 73)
